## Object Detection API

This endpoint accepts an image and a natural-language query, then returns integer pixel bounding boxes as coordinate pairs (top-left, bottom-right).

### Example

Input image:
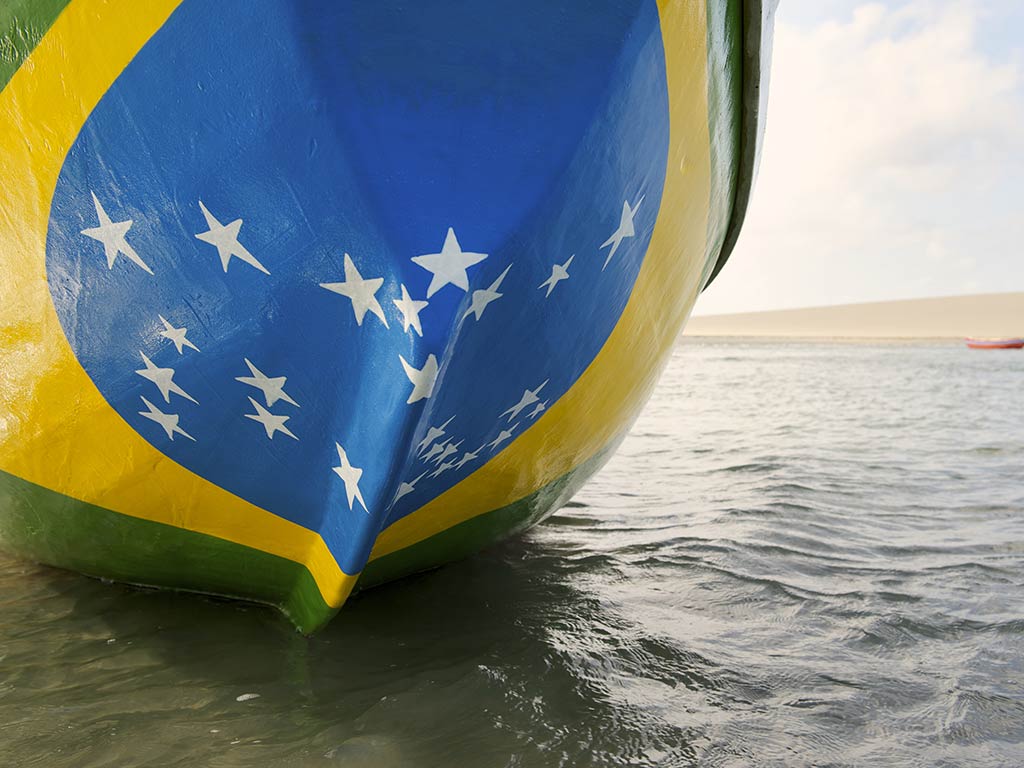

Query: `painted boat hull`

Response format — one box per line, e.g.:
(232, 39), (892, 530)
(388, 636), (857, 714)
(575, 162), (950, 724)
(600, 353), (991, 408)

(0, 0), (775, 631)
(965, 338), (1024, 349)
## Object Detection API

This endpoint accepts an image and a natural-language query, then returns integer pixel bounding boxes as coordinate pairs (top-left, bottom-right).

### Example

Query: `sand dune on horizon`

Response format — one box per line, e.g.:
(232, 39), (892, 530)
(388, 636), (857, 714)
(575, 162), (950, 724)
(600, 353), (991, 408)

(684, 292), (1024, 339)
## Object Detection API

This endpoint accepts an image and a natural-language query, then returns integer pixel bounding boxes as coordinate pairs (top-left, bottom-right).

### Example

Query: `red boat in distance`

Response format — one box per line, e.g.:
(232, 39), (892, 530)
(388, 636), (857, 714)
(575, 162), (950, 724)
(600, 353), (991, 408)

(965, 337), (1024, 349)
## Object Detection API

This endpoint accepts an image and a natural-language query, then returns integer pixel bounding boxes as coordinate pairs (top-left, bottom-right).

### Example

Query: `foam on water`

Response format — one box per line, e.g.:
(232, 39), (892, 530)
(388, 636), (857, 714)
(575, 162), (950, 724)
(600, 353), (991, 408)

(1, 339), (1022, 766)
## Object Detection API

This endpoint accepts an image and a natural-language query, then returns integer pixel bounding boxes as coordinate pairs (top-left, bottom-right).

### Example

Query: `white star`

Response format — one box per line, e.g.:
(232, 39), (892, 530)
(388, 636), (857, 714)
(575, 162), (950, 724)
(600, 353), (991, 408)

(538, 255), (574, 297)
(235, 358), (299, 408)
(400, 354), (438, 404)
(432, 440), (461, 466)
(600, 196), (644, 270)
(462, 264), (511, 323)
(332, 443), (367, 512)
(80, 192), (153, 275)
(487, 424), (518, 451)
(392, 284), (429, 336)
(455, 447), (481, 469)
(138, 397), (194, 441)
(501, 380), (548, 421)
(412, 227), (488, 298)
(244, 396), (298, 441)
(135, 352), (198, 404)
(416, 415), (455, 455)
(528, 400), (548, 419)
(421, 438), (449, 464)
(158, 315), (200, 355)
(194, 200), (269, 274)
(391, 471), (428, 506)
(431, 460), (456, 478)
(320, 253), (389, 328)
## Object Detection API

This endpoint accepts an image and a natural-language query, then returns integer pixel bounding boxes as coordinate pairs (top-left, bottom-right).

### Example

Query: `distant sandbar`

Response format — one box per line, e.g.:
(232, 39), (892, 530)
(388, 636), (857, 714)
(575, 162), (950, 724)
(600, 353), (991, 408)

(683, 292), (1024, 339)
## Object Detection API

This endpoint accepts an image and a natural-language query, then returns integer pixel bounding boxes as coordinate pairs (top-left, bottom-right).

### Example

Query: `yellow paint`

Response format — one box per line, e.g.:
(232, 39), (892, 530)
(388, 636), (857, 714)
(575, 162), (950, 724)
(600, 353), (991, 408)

(0, 0), (356, 607)
(370, 1), (713, 560)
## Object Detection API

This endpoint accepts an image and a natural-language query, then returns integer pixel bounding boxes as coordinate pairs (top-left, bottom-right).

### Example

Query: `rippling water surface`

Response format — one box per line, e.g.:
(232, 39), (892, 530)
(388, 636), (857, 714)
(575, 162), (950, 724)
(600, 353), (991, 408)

(2, 340), (1023, 767)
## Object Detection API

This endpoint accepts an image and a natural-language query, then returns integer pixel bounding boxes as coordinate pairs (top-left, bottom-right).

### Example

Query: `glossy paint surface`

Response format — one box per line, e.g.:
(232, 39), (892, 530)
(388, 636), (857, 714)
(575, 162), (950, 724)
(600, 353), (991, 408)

(46, 0), (668, 576)
(0, 0), (766, 629)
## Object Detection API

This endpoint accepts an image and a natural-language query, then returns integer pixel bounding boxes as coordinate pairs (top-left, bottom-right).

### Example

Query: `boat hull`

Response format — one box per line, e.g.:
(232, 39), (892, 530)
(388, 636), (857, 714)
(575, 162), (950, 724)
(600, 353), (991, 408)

(965, 338), (1024, 349)
(0, 0), (774, 631)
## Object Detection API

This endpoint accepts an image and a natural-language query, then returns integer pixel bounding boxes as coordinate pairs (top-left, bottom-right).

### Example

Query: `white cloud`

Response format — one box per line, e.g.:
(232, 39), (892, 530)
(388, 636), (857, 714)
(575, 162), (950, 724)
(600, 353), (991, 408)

(696, 0), (1024, 314)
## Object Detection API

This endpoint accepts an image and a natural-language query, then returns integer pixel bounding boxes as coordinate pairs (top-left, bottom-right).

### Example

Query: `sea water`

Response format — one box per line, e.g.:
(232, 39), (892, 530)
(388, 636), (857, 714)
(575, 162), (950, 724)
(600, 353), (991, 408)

(1, 340), (1022, 767)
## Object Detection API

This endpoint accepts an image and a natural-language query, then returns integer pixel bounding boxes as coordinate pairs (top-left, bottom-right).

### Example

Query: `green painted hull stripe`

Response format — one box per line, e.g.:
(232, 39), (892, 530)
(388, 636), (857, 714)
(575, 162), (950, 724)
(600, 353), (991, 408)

(0, 468), (335, 633)
(0, 0), (73, 91)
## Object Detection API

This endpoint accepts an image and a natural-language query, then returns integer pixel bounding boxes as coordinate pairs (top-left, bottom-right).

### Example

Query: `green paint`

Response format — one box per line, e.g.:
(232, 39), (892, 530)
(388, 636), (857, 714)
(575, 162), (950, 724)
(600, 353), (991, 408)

(701, 0), (743, 289)
(0, 469), (336, 633)
(0, 0), (72, 91)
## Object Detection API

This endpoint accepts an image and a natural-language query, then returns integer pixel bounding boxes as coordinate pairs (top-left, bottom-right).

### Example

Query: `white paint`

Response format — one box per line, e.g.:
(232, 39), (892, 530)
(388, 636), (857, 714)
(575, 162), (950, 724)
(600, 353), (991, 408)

(411, 227), (488, 297)
(431, 439), (462, 466)
(135, 352), (198, 404)
(462, 264), (512, 323)
(538, 255), (574, 297)
(320, 253), (389, 328)
(487, 424), (518, 451)
(393, 284), (429, 336)
(421, 438), (449, 464)
(416, 415), (455, 456)
(244, 396), (298, 441)
(81, 192), (153, 274)
(528, 400), (548, 419)
(600, 196), (644, 270)
(392, 470), (428, 505)
(332, 443), (367, 512)
(399, 354), (438, 404)
(235, 358), (299, 408)
(158, 315), (200, 354)
(501, 379), (548, 422)
(138, 396), (194, 441)
(194, 201), (269, 274)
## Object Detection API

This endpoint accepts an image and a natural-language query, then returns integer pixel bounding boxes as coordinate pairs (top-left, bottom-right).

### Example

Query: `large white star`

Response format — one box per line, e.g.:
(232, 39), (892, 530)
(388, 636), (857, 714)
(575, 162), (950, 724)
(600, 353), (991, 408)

(411, 227), (487, 298)
(462, 264), (511, 323)
(158, 315), (200, 355)
(135, 352), (198, 404)
(416, 415), (455, 456)
(80, 192), (153, 275)
(320, 253), (389, 328)
(194, 200), (269, 274)
(501, 379), (548, 421)
(332, 443), (367, 512)
(538, 255), (574, 298)
(600, 196), (644, 270)
(393, 284), (428, 336)
(138, 397), (194, 441)
(244, 396), (297, 440)
(235, 358), (299, 408)
(400, 353), (438, 404)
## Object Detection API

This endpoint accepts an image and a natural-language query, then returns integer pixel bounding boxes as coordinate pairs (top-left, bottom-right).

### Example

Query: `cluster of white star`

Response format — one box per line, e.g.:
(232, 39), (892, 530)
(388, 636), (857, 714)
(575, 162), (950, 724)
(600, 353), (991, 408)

(389, 378), (550, 507)
(81, 188), (645, 516)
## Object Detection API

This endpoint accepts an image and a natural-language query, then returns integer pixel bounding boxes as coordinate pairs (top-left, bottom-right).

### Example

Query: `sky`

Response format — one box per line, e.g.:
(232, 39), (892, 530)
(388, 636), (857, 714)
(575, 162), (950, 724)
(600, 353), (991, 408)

(695, 0), (1024, 315)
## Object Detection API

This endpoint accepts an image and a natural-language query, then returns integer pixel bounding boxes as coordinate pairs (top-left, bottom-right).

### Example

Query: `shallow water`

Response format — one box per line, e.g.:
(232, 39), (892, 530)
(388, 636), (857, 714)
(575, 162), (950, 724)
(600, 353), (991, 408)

(2, 340), (1023, 767)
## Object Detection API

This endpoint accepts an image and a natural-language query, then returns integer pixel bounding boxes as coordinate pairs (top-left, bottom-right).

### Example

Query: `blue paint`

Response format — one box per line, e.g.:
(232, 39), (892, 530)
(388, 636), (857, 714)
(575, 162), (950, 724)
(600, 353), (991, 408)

(46, 0), (668, 573)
